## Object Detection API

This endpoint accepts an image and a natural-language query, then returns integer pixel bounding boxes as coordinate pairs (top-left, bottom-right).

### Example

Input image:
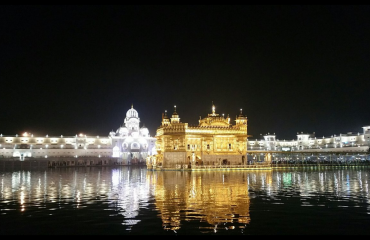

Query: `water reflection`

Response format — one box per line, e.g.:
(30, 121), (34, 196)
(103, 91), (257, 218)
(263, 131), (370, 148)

(147, 170), (273, 232)
(109, 167), (150, 229)
(1, 166), (370, 234)
(268, 168), (370, 200)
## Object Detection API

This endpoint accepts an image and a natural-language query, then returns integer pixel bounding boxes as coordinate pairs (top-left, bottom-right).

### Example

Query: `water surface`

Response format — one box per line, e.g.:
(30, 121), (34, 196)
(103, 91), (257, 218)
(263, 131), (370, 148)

(1, 166), (370, 235)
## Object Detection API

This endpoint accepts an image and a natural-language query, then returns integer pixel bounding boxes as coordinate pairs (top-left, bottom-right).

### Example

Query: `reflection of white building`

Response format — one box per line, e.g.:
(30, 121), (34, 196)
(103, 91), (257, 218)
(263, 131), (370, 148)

(0, 167), (151, 231)
(109, 105), (156, 164)
(110, 168), (150, 229)
(0, 105), (156, 165)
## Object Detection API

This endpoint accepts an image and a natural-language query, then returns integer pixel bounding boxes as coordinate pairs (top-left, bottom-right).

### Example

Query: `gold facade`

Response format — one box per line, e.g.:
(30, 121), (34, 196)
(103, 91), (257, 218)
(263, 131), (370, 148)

(148, 104), (250, 169)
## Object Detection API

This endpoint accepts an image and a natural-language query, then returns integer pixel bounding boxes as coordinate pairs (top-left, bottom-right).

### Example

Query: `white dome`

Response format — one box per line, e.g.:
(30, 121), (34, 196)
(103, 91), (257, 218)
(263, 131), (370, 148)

(126, 107), (138, 119)
(140, 127), (149, 136)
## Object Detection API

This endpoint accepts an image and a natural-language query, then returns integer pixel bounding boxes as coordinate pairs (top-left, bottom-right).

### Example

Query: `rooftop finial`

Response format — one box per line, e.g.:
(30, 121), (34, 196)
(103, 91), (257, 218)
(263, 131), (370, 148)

(131, 103), (133, 109)
(212, 101), (215, 115)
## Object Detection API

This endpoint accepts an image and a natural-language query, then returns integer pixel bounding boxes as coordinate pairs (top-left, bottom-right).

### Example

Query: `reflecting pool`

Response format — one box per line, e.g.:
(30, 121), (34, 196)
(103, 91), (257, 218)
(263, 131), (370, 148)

(1, 166), (370, 235)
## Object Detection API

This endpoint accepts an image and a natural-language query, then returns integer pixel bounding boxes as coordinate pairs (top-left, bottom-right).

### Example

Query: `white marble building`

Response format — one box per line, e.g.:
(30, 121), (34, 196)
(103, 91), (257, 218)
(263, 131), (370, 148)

(0, 105), (156, 164)
(247, 126), (370, 152)
(109, 105), (156, 164)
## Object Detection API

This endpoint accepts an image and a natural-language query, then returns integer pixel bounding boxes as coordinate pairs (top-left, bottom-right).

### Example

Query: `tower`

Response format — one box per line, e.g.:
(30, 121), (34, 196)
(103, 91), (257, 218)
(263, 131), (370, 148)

(170, 105), (180, 124)
(162, 110), (171, 127)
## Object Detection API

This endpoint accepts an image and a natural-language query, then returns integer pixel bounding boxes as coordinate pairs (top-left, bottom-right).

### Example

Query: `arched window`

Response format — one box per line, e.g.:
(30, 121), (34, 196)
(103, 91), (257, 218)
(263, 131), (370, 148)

(131, 142), (140, 149)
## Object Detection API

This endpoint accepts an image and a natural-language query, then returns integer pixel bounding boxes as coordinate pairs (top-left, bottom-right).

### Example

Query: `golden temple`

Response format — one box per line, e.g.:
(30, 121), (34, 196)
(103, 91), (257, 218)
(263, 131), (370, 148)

(147, 104), (251, 170)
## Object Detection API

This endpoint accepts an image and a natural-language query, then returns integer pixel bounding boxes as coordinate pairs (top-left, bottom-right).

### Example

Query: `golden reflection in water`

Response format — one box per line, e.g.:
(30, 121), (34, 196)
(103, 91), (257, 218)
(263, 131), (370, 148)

(20, 189), (25, 211)
(146, 170), (273, 231)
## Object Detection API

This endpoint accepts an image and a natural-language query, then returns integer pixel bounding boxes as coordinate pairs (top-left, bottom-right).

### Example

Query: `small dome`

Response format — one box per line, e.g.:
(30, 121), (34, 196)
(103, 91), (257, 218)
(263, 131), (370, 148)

(140, 127), (149, 136)
(126, 105), (138, 119)
(109, 131), (116, 137)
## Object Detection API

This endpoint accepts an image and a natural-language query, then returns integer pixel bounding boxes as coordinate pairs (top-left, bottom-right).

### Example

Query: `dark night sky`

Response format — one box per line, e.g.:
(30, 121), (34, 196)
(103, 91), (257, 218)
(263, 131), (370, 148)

(1, 5), (370, 140)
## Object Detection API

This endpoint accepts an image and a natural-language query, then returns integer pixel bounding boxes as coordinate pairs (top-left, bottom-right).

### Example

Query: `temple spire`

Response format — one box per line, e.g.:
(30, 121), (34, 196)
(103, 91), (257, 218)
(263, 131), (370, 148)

(171, 105), (180, 123)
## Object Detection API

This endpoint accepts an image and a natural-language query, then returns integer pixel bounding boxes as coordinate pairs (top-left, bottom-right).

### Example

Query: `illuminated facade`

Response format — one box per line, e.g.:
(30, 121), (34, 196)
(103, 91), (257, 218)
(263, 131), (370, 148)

(1, 102), (369, 167)
(148, 104), (250, 169)
(0, 105), (156, 165)
(247, 126), (370, 153)
(109, 105), (156, 164)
